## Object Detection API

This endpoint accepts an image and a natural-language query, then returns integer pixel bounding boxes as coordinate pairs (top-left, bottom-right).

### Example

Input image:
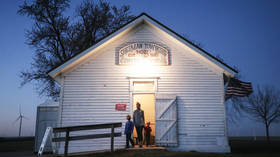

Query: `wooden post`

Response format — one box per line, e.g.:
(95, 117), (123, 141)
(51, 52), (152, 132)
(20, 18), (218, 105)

(64, 129), (69, 157)
(111, 124), (114, 152)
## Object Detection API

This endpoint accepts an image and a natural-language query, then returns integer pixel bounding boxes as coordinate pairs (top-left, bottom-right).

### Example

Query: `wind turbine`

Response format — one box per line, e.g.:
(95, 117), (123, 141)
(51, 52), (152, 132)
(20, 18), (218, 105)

(14, 105), (28, 136)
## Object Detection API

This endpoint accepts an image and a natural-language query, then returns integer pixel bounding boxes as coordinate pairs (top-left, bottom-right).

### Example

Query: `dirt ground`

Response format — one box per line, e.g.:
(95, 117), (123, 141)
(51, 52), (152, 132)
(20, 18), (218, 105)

(0, 137), (280, 157)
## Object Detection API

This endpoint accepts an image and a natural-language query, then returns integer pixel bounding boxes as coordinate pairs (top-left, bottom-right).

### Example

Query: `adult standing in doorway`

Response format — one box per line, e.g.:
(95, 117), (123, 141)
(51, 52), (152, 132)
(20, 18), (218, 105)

(133, 102), (145, 147)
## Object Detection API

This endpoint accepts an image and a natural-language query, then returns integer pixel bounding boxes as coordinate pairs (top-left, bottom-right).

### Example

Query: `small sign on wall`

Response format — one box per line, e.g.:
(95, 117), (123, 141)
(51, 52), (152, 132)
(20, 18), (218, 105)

(115, 104), (126, 111)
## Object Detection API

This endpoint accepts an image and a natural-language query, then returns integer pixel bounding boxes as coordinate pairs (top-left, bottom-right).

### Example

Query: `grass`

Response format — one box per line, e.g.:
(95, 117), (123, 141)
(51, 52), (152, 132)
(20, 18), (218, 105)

(0, 137), (280, 157)
(229, 138), (280, 154)
(0, 137), (34, 152)
(71, 149), (280, 157)
(60, 137), (280, 157)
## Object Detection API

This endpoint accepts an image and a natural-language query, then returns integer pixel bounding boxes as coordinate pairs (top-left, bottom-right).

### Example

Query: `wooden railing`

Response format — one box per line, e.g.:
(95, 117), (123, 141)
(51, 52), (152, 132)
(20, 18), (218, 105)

(52, 122), (122, 156)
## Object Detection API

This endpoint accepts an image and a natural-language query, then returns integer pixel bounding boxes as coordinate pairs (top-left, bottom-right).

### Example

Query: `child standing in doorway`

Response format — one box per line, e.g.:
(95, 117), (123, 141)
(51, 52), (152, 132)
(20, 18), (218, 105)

(144, 122), (152, 146)
(125, 115), (134, 148)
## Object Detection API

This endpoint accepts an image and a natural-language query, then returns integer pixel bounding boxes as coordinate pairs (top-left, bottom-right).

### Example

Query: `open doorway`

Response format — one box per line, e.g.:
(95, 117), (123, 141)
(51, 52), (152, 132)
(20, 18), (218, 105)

(133, 93), (155, 146)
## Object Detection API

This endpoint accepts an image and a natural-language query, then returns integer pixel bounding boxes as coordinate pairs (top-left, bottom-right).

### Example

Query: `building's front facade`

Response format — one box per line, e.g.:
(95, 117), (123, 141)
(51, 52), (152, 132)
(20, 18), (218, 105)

(48, 13), (237, 154)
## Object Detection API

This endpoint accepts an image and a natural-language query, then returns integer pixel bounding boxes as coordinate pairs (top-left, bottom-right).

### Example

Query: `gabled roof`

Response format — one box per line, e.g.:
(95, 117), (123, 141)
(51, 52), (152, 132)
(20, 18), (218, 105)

(48, 12), (237, 79)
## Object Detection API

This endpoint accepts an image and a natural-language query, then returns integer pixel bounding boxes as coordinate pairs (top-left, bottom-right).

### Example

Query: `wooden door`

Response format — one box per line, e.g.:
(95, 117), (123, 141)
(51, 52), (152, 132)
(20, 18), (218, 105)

(155, 94), (178, 146)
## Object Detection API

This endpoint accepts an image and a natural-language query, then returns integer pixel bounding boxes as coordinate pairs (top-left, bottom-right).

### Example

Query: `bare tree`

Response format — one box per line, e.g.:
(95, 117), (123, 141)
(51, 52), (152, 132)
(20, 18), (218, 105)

(18, 0), (134, 99)
(239, 85), (280, 142)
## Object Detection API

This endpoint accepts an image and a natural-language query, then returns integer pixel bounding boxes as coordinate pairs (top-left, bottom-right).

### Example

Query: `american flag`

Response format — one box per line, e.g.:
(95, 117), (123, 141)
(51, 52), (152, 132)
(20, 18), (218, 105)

(225, 78), (253, 100)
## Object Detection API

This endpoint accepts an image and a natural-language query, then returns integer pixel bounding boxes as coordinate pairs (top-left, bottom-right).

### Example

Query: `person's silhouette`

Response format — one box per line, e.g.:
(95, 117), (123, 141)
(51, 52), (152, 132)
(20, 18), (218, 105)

(133, 102), (145, 147)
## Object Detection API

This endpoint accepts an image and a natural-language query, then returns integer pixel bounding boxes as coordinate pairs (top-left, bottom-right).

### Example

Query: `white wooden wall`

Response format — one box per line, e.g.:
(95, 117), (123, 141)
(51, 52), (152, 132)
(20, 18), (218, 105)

(58, 22), (229, 153)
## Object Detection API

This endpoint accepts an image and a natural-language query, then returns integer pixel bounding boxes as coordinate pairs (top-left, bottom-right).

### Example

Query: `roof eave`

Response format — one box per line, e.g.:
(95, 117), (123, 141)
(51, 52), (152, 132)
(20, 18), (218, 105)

(48, 14), (147, 79)
(141, 14), (237, 77)
(48, 12), (237, 80)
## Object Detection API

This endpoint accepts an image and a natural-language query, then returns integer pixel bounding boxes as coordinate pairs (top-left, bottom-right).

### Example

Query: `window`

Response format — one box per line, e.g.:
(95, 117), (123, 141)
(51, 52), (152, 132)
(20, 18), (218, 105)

(133, 81), (154, 91)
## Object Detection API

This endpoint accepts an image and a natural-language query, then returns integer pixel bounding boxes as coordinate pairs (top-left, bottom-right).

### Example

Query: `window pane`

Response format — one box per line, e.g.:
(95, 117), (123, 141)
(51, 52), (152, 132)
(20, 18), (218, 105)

(133, 82), (154, 91)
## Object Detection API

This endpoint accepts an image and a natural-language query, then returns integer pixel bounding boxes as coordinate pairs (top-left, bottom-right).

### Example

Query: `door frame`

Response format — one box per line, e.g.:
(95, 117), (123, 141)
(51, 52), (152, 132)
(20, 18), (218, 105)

(128, 77), (159, 116)
(128, 77), (159, 141)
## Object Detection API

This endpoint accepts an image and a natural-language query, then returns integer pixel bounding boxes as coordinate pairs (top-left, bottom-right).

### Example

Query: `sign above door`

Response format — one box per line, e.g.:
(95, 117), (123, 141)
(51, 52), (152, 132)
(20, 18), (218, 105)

(118, 42), (170, 65)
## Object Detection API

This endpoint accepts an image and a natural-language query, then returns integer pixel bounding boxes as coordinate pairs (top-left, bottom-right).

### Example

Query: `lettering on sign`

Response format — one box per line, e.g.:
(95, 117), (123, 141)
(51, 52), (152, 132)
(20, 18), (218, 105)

(118, 42), (170, 65)
(115, 104), (126, 111)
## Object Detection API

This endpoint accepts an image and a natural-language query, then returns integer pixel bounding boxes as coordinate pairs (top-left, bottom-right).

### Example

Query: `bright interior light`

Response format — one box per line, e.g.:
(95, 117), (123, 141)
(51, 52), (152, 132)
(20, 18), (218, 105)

(128, 59), (157, 76)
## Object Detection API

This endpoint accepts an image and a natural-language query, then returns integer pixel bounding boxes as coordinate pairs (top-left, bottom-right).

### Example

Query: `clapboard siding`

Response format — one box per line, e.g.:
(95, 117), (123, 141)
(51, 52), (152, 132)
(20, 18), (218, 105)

(58, 22), (228, 153)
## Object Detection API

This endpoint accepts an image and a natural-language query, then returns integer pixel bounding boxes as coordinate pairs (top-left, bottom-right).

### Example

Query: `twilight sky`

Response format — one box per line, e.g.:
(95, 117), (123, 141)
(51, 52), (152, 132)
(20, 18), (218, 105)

(0, 0), (280, 136)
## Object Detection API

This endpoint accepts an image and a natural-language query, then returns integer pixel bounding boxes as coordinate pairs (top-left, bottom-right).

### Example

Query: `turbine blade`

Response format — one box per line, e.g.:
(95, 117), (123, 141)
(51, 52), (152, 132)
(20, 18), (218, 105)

(13, 116), (21, 124)
(22, 116), (29, 120)
(19, 104), (22, 115)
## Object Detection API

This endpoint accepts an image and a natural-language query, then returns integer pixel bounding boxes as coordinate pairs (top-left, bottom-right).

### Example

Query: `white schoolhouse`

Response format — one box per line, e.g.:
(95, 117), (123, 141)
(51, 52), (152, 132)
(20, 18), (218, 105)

(48, 13), (237, 153)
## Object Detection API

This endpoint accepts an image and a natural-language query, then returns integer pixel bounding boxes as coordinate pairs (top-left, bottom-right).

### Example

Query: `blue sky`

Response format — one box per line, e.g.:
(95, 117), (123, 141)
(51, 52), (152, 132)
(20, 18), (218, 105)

(0, 0), (280, 136)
